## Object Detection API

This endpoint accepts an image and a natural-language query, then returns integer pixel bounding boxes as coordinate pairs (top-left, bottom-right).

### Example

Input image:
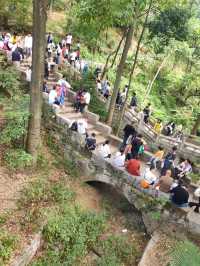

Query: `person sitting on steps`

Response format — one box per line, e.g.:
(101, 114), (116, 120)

(85, 133), (97, 151)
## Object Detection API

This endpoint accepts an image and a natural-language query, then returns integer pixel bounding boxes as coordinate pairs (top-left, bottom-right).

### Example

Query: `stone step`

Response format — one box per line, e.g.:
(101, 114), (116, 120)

(96, 135), (106, 145)
(87, 128), (102, 136)
(63, 112), (83, 120)
(58, 106), (74, 114)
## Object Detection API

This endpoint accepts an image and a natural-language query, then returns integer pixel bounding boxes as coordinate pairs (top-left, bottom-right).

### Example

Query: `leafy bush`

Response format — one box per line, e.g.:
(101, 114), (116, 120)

(18, 179), (75, 207)
(170, 240), (200, 266)
(96, 235), (139, 265)
(4, 149), (33, 170)
(32, 206), (105, 266)
(0, 95), (29, 146)
(0, 68), (21, 97)
(0, 230), (18, 264)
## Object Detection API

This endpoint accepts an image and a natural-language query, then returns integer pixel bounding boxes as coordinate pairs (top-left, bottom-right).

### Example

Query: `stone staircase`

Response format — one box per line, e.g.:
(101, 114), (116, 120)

(43, 73), (119, 155)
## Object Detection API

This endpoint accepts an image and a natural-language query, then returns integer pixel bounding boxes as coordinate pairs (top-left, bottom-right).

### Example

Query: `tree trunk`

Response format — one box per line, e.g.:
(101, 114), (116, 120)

(107, 26), (134, 125)
(144, 54), (169, 103)
(101, 32), (125, 80)
(26, 0), (48, 164)
(191, 114), (200, 135)
(116, 0), (153, 135)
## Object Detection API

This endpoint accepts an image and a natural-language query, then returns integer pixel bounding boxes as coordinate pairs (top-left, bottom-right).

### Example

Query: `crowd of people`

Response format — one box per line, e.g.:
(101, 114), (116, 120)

(1, 31), (199, 212)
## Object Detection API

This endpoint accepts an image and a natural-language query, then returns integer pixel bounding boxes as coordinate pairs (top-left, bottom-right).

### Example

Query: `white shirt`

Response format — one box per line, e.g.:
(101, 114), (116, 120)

(70, 51), (76, 61)
(66, 35), (72, 44)
(24, 36), (32, 48)
(99, 144), (111, 158)
(97, 82), (102, 91)
(56, 46), (62, 55)
(26, 69), (32, 82)
(138, 111), (144, 121)
(143, 168), (157, 184)
(84, 92), (91, 105)
(77, 120), (87, 134)
(112, 152), (125, 168)
(49, 90), (57, 104)
(57, 79), (71, 89)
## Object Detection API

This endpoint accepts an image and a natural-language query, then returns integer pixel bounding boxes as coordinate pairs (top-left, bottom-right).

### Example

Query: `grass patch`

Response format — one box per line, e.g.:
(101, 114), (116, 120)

(4, 149), (33, 170)
(31, 206), (106, 266)
(96, 235), (140, 266)
(0, 229), (18, 264)
(18, 179), (75, 208)
(170, 240), (200, 266)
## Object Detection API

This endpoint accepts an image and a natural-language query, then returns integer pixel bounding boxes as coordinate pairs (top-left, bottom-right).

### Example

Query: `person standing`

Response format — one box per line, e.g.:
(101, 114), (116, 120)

(48, 86), (57, 105)
(130, 92), (137, 110)
(143, 103), (151, 124)
(47, 32), (53, 44)
(131, 134), (143, 159)
(79, 89), (91, 113)
(12, 48), (21, 68)
(154, 119), (163, 135)
(66, 33), (72, 51)
(24, 33), (32, 58)
(122, 124), (136, 148)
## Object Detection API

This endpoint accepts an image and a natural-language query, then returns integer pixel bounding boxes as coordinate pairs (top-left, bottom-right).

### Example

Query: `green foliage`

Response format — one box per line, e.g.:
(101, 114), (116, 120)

(0, 66), (21, 97)
(4, 149), (33, 170)
(96, 235), (139, 265)
(0, 229), (18, 264)
(32, 206), (105, 266)
(170, 240), (200, 266)
(0, 115), (28, 146)
(149, 6), (190, 51)
(0, 0), (32, 30)
(18, 179), (75, 207)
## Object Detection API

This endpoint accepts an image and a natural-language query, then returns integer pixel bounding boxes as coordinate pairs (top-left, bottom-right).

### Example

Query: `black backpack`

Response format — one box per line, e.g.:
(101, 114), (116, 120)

(70, 121), (78, 131)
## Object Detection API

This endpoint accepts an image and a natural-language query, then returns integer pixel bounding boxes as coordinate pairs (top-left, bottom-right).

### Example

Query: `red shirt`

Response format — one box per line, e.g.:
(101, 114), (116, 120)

(126, 159), (140, 176)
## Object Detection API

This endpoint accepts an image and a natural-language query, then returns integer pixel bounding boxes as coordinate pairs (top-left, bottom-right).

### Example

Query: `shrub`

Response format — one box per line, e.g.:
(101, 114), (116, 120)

(0, 68), (20, 97)
(32, 206), (105, 265)
(4, 149), (33, 170)
(0, 95), (29, 146)
(0, 230), (18, 264)
(170, 240), (200, 266)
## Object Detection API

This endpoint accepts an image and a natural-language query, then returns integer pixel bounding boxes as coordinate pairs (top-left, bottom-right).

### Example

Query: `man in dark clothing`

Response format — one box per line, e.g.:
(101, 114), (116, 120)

(170, 181), (189, 207)
(131, 134), (143, 159)
(122, 124), (137, 147)
(161, 146), (177, 176)
(85, 133), (96, 151)
(130, 92), (137, 109)
(12, 48), (21, 62)
(143, 103), (151, 124)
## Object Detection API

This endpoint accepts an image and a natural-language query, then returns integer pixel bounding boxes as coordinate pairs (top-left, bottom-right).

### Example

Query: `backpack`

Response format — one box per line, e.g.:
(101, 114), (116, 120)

(70, 121), (77, 131)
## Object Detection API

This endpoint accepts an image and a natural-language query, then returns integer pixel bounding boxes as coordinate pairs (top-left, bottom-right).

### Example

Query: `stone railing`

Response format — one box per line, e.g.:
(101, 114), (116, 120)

(124, 109), (200, 162)
(42, 101), (200, 236)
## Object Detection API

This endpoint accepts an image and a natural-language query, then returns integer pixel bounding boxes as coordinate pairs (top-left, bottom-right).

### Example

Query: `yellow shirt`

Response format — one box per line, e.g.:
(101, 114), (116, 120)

(154, 150), (164, 160)
(154, 122), (162, 134)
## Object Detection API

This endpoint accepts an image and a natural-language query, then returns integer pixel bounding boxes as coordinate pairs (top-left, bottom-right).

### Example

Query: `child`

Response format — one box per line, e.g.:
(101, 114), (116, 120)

(149, 146), (164, 169)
